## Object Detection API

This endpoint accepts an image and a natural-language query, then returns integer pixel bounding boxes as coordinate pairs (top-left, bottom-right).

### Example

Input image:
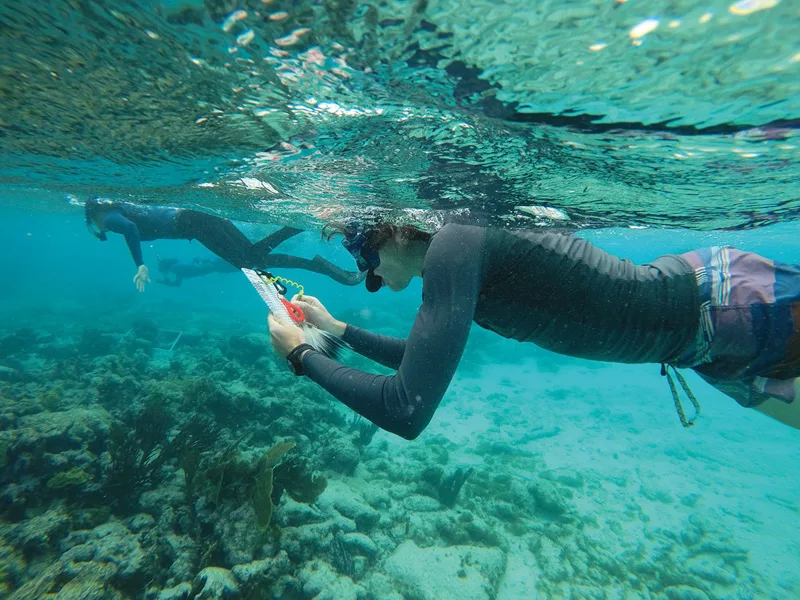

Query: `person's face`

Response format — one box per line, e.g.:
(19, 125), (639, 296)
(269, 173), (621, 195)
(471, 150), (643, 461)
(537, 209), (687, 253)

(373, 240), (413, 292)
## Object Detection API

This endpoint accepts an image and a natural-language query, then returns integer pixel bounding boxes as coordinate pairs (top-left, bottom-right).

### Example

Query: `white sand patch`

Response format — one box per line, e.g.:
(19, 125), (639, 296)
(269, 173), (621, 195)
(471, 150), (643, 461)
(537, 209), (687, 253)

(420, 352), (800, 597)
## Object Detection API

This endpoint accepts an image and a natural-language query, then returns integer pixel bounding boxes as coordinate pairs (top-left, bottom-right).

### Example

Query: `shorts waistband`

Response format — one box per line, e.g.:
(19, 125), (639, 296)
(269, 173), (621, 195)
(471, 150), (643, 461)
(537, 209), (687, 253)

(670, 247), (730, 368)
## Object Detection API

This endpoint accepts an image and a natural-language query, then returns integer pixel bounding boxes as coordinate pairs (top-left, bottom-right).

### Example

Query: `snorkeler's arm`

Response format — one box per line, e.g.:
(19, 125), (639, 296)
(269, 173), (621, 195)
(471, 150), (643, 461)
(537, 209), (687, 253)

(302, 225), (485, 439)
(102, 211), (144, 266)
(340, 325), (406, 369)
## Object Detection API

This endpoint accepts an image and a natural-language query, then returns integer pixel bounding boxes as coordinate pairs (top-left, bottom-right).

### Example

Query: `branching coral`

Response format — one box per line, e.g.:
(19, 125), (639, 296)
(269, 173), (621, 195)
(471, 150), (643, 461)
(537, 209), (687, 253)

(439, 467), (474, 508)
(102, 403), (173, 511)
(349, 414), (380, 447)
(331, 530), (354, 577)
(169, 415), (220, 501)
(206, 433), (250, 508)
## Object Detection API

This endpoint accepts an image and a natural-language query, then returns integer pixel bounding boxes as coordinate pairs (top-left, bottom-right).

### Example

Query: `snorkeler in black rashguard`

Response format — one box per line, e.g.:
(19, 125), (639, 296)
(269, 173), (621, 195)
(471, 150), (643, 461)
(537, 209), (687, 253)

(267, 222), (800, 437)
(84, 198), (364, 291)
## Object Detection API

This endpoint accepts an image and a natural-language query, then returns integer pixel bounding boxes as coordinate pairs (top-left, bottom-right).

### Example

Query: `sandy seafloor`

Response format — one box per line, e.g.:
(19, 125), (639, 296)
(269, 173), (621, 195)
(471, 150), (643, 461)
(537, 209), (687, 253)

(1, 208), (799, 599)
(435, 350), (800, 598)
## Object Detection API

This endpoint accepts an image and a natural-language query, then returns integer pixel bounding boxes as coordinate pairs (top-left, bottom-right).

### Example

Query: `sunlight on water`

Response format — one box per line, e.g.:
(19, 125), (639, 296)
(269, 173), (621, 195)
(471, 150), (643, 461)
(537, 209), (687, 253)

(0, 0), (798, 228)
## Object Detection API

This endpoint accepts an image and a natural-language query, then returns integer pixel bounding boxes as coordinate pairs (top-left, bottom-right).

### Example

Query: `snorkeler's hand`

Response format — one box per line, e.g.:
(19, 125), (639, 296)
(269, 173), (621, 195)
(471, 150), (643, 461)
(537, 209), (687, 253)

(291, 295), (346, 336)
(134, 265), (150, 292)
(267, 313), (307, 358)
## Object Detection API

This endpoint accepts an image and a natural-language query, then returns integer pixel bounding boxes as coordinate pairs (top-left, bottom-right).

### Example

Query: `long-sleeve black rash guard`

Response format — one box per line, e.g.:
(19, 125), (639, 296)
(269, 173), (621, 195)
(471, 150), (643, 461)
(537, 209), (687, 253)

(304, 225), (483, 439)
(101, 204), (181, 266)
(302, 224), (700, 440)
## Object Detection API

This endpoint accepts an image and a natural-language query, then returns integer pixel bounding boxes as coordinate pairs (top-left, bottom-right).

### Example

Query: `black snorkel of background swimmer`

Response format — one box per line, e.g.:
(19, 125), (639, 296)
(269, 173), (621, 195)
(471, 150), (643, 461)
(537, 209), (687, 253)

(342, 223), (383, 292)
(84, 197), (108, 241)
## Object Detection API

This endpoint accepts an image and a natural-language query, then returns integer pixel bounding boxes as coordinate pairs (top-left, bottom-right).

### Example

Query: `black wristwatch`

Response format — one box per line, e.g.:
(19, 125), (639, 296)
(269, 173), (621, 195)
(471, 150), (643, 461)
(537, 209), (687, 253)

(286, 344), (315, 376)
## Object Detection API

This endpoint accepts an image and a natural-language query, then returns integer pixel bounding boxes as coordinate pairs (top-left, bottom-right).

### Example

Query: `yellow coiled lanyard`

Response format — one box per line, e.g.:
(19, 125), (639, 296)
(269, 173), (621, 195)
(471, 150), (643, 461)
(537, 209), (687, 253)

(262, 272), (306, 323)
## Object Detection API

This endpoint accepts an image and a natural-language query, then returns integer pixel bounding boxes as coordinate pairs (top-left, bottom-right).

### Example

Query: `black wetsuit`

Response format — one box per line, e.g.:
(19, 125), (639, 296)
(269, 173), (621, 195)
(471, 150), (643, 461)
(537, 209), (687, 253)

(99, 203), (276, 268)
(98, 203), (364, 285)
(156, 257), (238, 287)
(302, 224), (700, 439)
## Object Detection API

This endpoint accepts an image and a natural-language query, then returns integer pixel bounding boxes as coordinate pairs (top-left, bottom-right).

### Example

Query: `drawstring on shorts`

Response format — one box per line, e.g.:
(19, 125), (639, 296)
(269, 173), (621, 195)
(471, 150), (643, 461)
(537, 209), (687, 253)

(661, 363), (701, 428)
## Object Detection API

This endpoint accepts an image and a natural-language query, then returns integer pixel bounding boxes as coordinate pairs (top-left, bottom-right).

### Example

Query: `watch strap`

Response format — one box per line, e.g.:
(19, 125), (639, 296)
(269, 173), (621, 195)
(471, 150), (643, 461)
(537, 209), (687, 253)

(286, 343), (316, 375)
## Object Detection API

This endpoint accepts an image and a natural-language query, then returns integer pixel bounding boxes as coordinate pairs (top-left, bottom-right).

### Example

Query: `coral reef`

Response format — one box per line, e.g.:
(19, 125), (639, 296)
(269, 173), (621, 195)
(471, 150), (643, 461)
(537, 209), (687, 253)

(0, 320), (783, 599)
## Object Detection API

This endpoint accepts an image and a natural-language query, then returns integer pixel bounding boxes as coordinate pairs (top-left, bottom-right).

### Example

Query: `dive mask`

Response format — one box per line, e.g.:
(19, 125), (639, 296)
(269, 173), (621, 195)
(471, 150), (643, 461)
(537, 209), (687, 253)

(342, 222), (380, 272)
(342, 222), (383, 292)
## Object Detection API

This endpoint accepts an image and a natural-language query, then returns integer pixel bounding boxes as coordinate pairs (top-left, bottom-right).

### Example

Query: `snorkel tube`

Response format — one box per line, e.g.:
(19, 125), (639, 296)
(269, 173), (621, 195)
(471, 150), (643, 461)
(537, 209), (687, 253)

(86, 220), (106, 241)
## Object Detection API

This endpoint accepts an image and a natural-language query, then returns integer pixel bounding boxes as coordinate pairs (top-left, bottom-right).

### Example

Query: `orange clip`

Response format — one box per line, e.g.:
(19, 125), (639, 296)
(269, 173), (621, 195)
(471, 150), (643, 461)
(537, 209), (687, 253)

(280, 297), (305, 323)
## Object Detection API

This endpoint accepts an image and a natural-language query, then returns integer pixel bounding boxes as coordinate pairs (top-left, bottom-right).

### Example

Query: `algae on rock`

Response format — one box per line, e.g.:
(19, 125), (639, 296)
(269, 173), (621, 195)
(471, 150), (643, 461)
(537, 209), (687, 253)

(273, 456), (328, 505)
(46, 467), (91, 490)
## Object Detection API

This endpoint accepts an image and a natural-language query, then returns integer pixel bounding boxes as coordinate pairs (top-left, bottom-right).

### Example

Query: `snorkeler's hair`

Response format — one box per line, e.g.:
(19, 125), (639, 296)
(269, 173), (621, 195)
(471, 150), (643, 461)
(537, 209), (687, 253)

(323, 221), (432, 252)
(84, 197), (116, 220)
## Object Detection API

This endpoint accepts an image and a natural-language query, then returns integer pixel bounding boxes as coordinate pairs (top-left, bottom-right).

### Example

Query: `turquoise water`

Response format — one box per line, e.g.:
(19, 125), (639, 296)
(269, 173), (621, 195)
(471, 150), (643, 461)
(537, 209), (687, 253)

(2, 1), (800, 599)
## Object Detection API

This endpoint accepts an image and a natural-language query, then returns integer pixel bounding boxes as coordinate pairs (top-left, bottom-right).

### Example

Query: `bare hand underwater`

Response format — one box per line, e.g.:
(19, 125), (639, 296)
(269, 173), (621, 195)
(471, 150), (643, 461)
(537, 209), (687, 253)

(267, 220), (800, 437)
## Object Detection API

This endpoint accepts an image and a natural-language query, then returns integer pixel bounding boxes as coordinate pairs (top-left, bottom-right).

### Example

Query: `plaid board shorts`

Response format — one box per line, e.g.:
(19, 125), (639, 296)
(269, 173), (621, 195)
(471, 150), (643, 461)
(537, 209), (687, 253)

(671, 246), (800, 408)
